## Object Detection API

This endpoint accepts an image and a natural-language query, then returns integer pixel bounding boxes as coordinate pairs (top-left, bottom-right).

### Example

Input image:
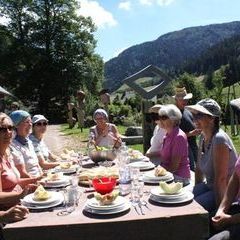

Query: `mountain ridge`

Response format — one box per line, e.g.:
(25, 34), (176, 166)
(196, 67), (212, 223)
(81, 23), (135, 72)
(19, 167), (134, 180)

(104, 21), (240, 92)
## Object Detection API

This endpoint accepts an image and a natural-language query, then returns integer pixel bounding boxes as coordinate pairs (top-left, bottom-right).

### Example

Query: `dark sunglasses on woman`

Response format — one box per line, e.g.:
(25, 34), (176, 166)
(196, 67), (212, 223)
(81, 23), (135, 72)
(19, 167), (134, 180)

(0, 125), (15, 133)
(35, 122), (48, 126)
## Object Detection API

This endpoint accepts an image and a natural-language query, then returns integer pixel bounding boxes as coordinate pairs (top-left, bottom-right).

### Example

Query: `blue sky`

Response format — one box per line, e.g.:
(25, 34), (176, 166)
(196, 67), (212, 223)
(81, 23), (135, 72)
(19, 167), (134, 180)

(78, 0), (240, 62)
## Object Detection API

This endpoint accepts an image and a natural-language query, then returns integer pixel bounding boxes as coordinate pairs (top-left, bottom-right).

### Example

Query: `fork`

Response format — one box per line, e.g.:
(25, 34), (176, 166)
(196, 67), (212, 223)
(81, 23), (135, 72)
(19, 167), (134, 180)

(138, 202), (145, 215)
(141, 200), (151, 211)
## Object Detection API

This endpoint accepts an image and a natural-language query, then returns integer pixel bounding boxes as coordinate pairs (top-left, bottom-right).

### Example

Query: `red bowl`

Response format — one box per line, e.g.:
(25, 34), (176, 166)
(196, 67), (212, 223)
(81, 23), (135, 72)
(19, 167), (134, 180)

(92, 177), (117, 195)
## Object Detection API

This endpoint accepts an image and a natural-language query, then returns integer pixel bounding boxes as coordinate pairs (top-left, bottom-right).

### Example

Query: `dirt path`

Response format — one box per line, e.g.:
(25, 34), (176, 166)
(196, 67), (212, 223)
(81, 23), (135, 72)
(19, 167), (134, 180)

(44, 124), (87, 154)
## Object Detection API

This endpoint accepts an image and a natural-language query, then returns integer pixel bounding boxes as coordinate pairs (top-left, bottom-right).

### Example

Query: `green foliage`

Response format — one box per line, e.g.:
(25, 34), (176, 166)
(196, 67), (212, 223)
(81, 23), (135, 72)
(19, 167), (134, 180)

(0, 0), (104, 121)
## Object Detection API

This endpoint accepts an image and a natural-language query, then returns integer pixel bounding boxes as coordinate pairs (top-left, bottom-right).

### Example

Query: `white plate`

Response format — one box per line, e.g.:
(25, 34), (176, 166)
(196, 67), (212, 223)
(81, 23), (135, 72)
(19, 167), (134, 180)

(143, 170), (173, 181)
(23, 191), (63, 205)
(128, 161), (155, 171)
(45, 181), (70, 188)
(142, 176), (174, 184)
(86, 196), (126, 210)
(151, 187), (186, 199)
(55, 166), (77, 174)
(45, 176), (70, 185)
(22, 198), (64, 209)
(84, 202), (131, 215)
(150, 191), (194, 204)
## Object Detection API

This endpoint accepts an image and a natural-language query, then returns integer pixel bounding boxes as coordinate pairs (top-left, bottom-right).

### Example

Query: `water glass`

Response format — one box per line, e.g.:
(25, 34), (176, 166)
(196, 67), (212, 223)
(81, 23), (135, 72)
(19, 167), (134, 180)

(131, 183), (141, 204)
(130, 167), (140, 182)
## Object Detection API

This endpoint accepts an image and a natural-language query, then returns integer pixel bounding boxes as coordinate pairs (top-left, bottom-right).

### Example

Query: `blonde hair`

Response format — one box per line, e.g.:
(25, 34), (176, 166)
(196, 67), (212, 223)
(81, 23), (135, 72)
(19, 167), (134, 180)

(0, 113), (13, 127)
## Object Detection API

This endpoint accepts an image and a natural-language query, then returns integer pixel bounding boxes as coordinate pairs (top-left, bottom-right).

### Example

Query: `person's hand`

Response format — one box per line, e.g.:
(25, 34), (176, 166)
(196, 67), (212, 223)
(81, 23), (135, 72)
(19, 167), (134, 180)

(189, 129), (202, 137)
(212, 212), (232, 230)
(20, 183), (38, 198)
(1, 205), (29, 223)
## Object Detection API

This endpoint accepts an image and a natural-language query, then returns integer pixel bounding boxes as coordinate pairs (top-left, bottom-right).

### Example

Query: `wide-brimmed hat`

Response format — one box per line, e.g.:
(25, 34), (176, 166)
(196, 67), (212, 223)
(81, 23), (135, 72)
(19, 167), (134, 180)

(173, 87), (192, 100)
(148, 104), (162, 114)
(32, 114), (49, 124)
(186, 98), (221, 117)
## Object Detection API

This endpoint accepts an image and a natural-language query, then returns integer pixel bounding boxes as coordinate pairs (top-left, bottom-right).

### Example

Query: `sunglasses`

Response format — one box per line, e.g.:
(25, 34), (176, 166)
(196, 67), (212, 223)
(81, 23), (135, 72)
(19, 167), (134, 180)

(0, 125), (15, 133)
(158, 115), (169, 121)
(35, 122), (48, 126)
(193, 113), (206, 120)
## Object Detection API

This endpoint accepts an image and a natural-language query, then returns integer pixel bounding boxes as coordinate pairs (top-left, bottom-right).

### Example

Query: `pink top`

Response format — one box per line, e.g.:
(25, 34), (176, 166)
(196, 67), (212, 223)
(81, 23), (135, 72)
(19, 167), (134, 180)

(0, 151), (22, 193)
(160, 127), (190, 179)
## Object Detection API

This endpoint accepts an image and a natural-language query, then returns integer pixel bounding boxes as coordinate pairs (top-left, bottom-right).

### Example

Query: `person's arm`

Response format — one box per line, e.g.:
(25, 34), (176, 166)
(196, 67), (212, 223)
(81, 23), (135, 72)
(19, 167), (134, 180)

(212, 172), (240, 229)
(48, 152), (59, 162)
(110, 125), (122, 148)
(0, 205), (29, 223)
(212, 143), (230, 206)
(15, 164), (31, 178)
(37, 154), (59, 170)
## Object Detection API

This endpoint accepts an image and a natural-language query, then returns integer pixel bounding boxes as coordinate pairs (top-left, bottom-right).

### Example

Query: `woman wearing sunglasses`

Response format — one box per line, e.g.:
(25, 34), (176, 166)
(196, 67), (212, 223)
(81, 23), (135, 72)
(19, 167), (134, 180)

(29, 115), (59, 170)
(10, 110), (43, 178)
(0, 113), (38, 208)
(145, 104), (166, 165)
(186, 99), (237, 213)
(158, 104), (190, 185)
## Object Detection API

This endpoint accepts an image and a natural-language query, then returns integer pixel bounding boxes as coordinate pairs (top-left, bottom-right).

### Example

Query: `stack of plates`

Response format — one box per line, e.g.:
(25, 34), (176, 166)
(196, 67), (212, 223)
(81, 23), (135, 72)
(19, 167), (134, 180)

(142, 170), (174, 184)
(127, 161), (155, 171)
(44, 176), (70, 188)
(84, 196), (130, 215)
(21, 192), (64, 209)
(149, 187), (194, 204)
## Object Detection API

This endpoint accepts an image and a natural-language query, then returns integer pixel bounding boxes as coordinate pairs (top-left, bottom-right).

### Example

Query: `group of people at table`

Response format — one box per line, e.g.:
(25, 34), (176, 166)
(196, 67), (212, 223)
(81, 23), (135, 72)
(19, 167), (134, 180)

(0, 86), (240, 239)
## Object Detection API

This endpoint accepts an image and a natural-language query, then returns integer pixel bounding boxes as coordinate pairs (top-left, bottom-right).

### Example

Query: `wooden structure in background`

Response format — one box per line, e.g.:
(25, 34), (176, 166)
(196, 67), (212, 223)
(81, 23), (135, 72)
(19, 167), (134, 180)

(123, 65), (172, 153)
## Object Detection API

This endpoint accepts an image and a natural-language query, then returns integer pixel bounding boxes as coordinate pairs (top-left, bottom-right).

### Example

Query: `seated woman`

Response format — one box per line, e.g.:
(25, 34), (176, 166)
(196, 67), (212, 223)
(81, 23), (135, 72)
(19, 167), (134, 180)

(158, 104), (190, 185)
(0, 113), (37, 208)
(89, 109), (122, 148)
(29, 114), (60, 170)
(186, 98), (238, 212)
(145, 104), (166, 165)
(9, 110), (43, 178)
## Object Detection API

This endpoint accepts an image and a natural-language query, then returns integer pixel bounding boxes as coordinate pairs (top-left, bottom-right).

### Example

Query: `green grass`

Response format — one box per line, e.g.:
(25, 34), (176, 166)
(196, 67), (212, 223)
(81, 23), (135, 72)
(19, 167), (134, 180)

(60, 124), (240, 154)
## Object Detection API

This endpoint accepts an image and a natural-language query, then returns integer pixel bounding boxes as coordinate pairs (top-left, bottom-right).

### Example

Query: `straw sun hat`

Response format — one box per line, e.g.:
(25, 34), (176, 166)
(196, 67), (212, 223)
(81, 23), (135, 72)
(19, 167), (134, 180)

(173, 87), (193, 100)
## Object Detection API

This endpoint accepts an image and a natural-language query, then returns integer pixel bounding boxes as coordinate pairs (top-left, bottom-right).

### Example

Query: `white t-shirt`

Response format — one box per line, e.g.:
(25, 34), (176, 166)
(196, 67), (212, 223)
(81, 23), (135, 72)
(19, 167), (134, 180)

(11, 138), (42, 177)
(148, 125), (166, 152)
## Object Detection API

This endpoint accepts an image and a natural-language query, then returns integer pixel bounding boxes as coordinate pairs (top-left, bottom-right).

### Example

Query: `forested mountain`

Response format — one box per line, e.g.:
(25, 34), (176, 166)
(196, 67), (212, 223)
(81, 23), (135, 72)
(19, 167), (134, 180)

(104, 21), (240, 92)
(183, 34), (240, 87)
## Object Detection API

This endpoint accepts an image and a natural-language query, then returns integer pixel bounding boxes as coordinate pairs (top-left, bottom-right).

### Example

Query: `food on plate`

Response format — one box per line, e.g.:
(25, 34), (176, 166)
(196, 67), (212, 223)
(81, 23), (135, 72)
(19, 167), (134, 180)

(154, 165), (167, 176)
(79, 166), (118, 182)
(159, 181), (183, 194)
(47, 172), (63, 181)
(60, 162), (72, 169)
(128, 148), (143, 159)
(33, 185), (51, 201)
(94, 190), (119, 205)
(60, 149), (75, 160)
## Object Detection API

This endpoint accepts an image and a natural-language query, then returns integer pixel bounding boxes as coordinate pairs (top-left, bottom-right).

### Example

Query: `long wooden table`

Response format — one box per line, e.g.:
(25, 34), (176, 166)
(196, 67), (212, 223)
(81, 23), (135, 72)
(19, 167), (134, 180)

(3, 185), (209, 240)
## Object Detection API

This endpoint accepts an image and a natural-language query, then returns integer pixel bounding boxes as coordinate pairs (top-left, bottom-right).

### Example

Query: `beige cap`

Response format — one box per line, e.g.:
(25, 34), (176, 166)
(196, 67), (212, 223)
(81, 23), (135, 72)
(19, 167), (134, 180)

(173, 87), (192, 100)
